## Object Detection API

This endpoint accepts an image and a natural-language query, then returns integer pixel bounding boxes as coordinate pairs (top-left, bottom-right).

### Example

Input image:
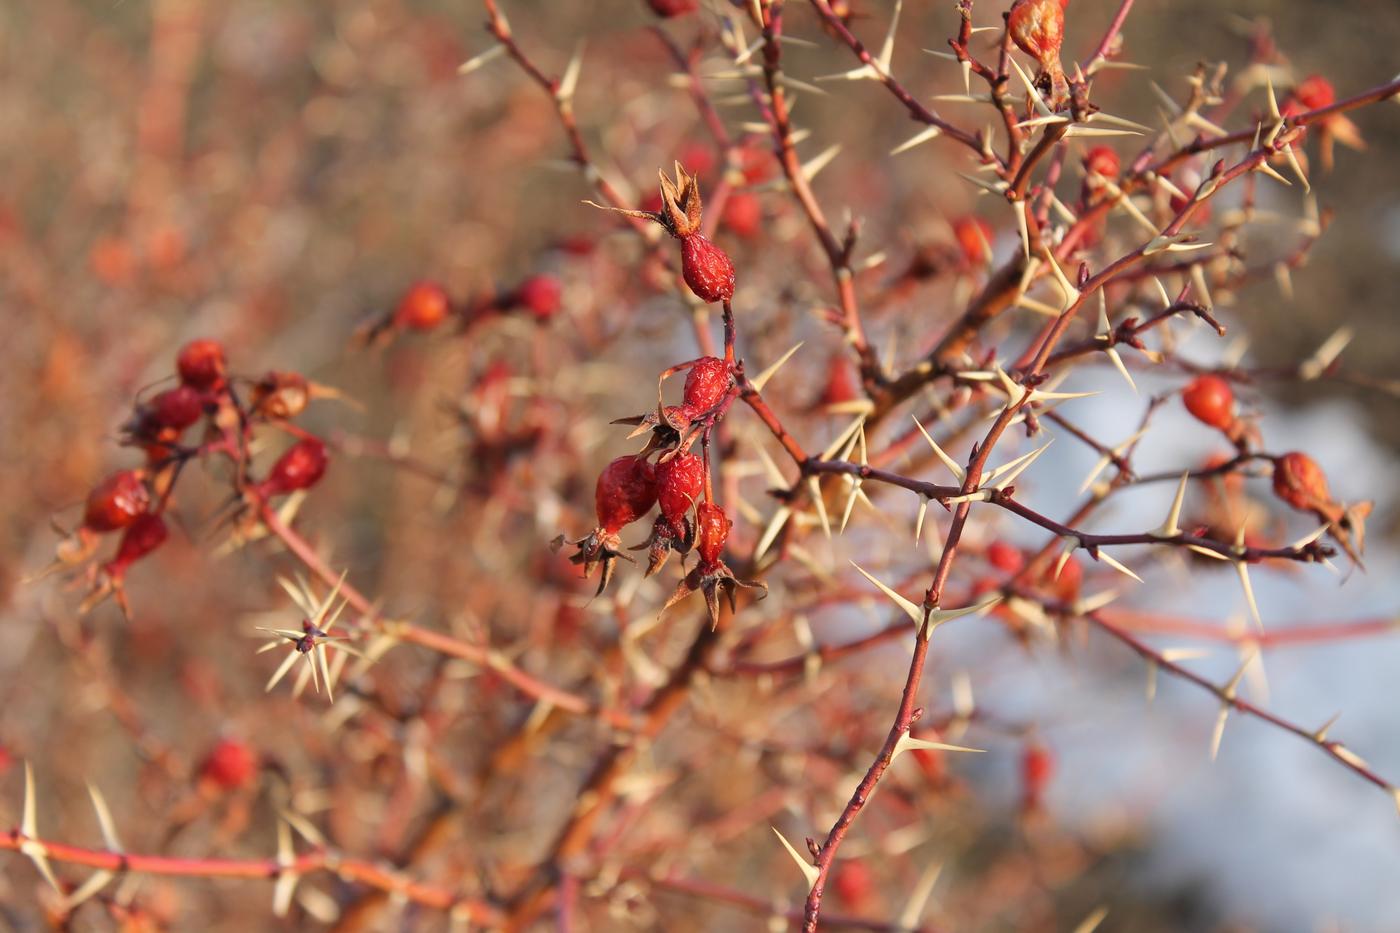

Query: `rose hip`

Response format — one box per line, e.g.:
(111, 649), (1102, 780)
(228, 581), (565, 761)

(84, 470), (151, 533)
(1272, 451), (1330, 512)
(682, 357), (732, 414)
(655, 452), (705, 535)
(258, 438), (328, 499)
(695, 501), (731, 569)
(177, 339), (228, 392)
(393, 280), (452, 331)
(595, 455), (657, 533)
(1182, 375), (1236, 431)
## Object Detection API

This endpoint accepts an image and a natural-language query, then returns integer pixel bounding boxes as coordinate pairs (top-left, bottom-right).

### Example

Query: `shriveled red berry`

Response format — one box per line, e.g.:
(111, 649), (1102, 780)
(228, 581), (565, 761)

(148, 385), (204, 431)
(259, 438), (328, 498)
(1008, 0), (1068, 103)
(84, 470), (151, 533)
(393, 280), (452, 331)
(656, 452), (705, 534)
(695, 501), (731, 568)
(951, 215), (994, 266)
(595, 455), (657, 533)
(680, 234), (736, 303)
(1272, 451), (1330, 512)
(646, 0), (697, 16)
(986, 541), (1025, 574)
(721, 191), (762, 239)
(1182, 375), (1236, 431)
(176, 339), (227, 392)
(1083, 145), (1121, 182)
(515, 274), (562, 320)
(682, 357), (732, 414)
(198, 738), (258, 791)
(104, 513), (168, 578)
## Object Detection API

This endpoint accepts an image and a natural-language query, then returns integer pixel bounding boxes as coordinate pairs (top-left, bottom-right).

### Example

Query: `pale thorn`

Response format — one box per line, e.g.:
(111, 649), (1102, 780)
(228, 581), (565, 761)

(850, 561), (922, 625)
(20, 762), (61, 893)
(788, 543), (838, 583)
(1072, 906), (1110, 933)
(931, 92), (998, 104)
(1235, 560), (1264, 632)
(751, 340), (803, 392)
(1097, 291), (1137, 393)
(1054, 537), (1079, 579)
(856, 250), (888, 272)
(753, 442), (791, 489)
(731, 35), (765, 66)
(1156, 472), (1191, 538)
(911, 415), (965, 482)
(1013, 200), (1031, 262)
(1185, 542), (1232, 561)
(891, 732), (985, 759)
(1274, 261), (1296, 300)
(896, 860), (943, 930)
(924, 49), (958, 60)
(1089, 111), (1154, 133)
(1313, 711), (1342, 743)
(1183, 110), (1230, 138)
(265, 649), (301, 694)
(800, 143), (841, 183)
(1263, 73), (1282, 122)
(1190, 265), (1215, 314)
(279, 808), (328, 848)
(1102, 180), (1159, 234)
(838, 477), (861, 534)
(271, 820), (300, 917)
(1064, 125), (1143, 138)
(747, 0), (763, 28)
(961, 57), (972, 95)
(1288, 523), (1331, 551)
(807, 476), (831, 539)
(1154, 171), (1194, 200)
(943, 489), (994, 505)
(994, 366), (1097, 407)
(555, 41), (585, 103)
(820, 413), (867, 461)
(988, 440), (1053, 491)
(952, 670), (975, 720)
(1209, 703), (1231, 761)
(1017, 294), (1063, 317)
(875, 0), (904, 73)
(1076, 588), (1119, 614)
(87, 782), (123, 852)
(1018, 114), (1071, 130)
(955, 171), (1009, 194)
(1255, 159), (1293, 186)
(914, 495), (930, 545)
(456, 44), (505, 76)
(1007, 55), (1051, 116)
(64, 869), (115, 911)
(1281, 138), (1311, 191)
(1299, 326), (1354, 380)
(1334, 745), (1370, 770)
(771, 827), (820, 889)
(890, 124), (943, 155)
(1095, 549), (1143, 583)
(1079, 426), (1148, 495)
(1161, 647), (1210, 663)
(1392, 787), (1400, 821)
(968, 25), (1000, 34)
(1016, 255), (1043, 298)
(778, 73), (828, 97)
(1042, 249), (1080, 309)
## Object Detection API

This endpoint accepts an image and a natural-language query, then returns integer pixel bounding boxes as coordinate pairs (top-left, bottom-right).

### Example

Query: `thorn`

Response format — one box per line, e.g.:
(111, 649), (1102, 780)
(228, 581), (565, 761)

(1072, 907), (1110, 933)
(1145, 660), (1158, 702)
(911, 415), (965, 482)
(556, 41), (586, 103)
(896, 861), (943, 930)
(1095, 549), (1143, 583)
(914, 495), (930, 544)
(1299, 326), (1354, 380)
(751, 341), (804, 392)
(890, 125), (943, 156)
(20, 763), (61, 893)
(808, 476), (831, 539)
(851, 561), (922, 624)
(801, 144), (841, 183)
(87, 782), (123, 852)
(772, 827), (821, 889)
(892, 732), (985, 759)
(457, 45), (506, 76)
(1156, 472), (1190, 538)
(1313, 711), (1342, 743)
(987, 440), (1053, 490)
(753, 506), (791, 563)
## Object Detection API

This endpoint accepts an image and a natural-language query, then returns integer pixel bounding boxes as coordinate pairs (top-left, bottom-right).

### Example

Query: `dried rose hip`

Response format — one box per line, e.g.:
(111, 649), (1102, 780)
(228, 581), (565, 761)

(682, 356), (733, 415)
(148, 385), (205, 431)
(656, 452), (705, 536)
(563, 455), (658, 594)
(1271, 451), (1330, 512)
(177, 338), (228, 392)
(1009, 0), (1069, 106)
(84, 470), (151, 533)
(952, 215), (994, 266)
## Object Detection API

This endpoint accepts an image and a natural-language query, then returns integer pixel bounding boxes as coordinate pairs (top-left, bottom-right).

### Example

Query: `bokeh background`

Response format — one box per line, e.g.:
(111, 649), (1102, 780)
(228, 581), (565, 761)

(2, 1), (1399, 930)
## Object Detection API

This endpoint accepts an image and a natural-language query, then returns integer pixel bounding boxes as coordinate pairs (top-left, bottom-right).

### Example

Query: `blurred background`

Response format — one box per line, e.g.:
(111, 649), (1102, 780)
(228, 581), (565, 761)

(1, 1), (1398, 930)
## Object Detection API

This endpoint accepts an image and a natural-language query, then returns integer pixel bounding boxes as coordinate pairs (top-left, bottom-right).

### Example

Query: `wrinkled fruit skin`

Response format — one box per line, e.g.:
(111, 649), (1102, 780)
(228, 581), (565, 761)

(1182, 375), (1236, 431)
(595, 455), (657, 533)
(680, 234), (736, 303)
(84, 470), (151, 533)
(262, 438), (328, 498)
(177, 338), (228, 392)
(656, 452), (704, 534)
(1008, 0), (1069, 105)
(682, 356), (732, 414)
(1272, 451), (1330, 512)
(394, 280), (452, 331)
(646, 0), (697, 15)
(695, 501), (731, 569)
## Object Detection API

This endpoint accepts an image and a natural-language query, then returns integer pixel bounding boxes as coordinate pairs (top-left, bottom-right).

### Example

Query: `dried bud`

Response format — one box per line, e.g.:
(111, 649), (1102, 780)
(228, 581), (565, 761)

(250, 371), (310, 421)
(1008, 0), (1069, 107)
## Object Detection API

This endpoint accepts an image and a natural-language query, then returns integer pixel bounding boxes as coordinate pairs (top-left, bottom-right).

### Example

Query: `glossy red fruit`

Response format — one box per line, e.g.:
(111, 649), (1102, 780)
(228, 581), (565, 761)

(393, 280), (452, 331)
(695, 501), (732, 569)
(646, 0), (697, 16)
(149, 385), (204, 431)
(1272, 451), (1330, 512)
(951, 215), (994, 266)
(84, 470), (151, 533)
(104, 513), (168, 577)
(199, 738), (258, 791)
(260, 438), (328, 498)
(656, 453), (705, 534)
(1083, 145), (1121, 181)
(721, 191), (762, 239)
(595, 455), (657, 533)
(176, 339), (228, 392)
(1182, 375), (1236, 431)
(683, 357), (732, 414)
(680, 234), (736, 303)
(515, 274), (562, 320)
(986, 541), (1025, 574)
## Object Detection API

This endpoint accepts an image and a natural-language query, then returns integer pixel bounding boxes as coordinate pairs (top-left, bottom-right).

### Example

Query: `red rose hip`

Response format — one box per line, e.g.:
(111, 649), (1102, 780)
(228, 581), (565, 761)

(655, 452), (705, 534)
(595, 455), (657, 533)
(393, 280), (452, 331)
(176, 339), (228, 392)
(1182, 375), (1236, 431)
(83, 470), (151, 533)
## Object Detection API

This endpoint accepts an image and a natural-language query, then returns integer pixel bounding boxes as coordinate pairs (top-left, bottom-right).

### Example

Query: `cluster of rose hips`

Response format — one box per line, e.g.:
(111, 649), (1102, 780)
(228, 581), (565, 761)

(561, 355), (762, 627)
(53, 338), (334, 618)
(362, 272), (563, 344)
(1179, 373), (1370, 562)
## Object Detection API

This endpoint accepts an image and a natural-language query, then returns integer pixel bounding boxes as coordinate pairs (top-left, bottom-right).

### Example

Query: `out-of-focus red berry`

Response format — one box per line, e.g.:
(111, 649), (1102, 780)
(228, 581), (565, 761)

(676, 141), (716, 178)
(1182, 375), (1236, 431)
(149, 385), (205, 432)
(1083, 145), (1121, 182)
(832, 860), (875, 911)
(199, 738), (258, 791)
(1021, 741), (1054, 811)
(515, 274), (562, 320)
(104, 513), (169, 578)
(84, 470), (151, 533)
(1271, 451), (1331, 512)
(952, 215), (994, 266)
(259, 438), (328, 498)
(817, 353), (861, 408)
(721, 191), (762, 239)
(695, 501), (731, 569)
(595, 455), (657, 533)
(1041, 555), (1082, 603)
(1293, 75), (1336, 111)
(682, 357), (732, 414)
(646, 0), (697, 17)
(986, 541), (1025, 574)
(176, 339), (228, 392)
(393, 280), (452, 331)
(656, 452), (705, 535)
